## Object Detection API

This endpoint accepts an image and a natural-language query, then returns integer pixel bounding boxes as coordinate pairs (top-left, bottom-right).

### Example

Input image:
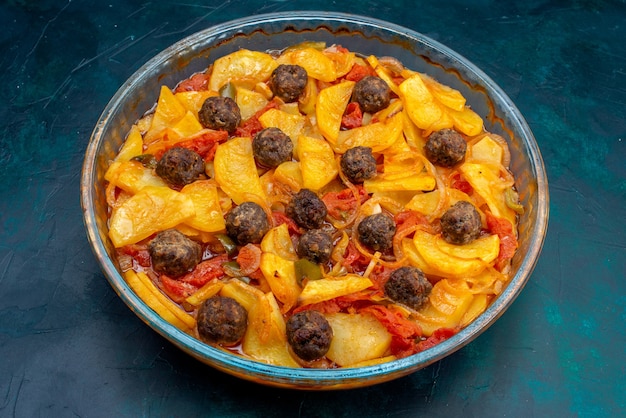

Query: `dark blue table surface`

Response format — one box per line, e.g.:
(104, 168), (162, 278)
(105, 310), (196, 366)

(1, 1), (624, 416)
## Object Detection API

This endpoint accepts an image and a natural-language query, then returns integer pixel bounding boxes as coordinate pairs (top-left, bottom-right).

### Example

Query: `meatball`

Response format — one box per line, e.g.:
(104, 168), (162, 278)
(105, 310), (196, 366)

(287, 189), (328, 230)
(357, 213), (396, 251)
(352, 76), (391, 113)
(286, 310), (333, 361)
(225, 202), (271, 245)
(424, 129), (467, 167)
(385, 266), (432, 310)
(197, 296), (248, 346)
(440, 201), (482, 245)
(198, 96), (241, 133)
(155, 147), (205, 188)
(252, 127), (294, 168)
(297, 229), (333, 264)
(269, 64), (308, 103)
(340, 146), (377, 183)
(148, 229), (202, 277)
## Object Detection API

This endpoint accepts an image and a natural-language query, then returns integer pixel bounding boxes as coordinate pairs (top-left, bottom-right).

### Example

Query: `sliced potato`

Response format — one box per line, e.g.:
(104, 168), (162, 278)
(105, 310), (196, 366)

(459, 162), (515, 226)
(220, 279), (265, 313)
(298, 77), (318, 115)
(399, 74), (444, 130)
(325, 312), (392, 367)
(383, 134), (412, 155)
(260, 252), (300, 312)
(334, 112), (403, 153)
(298, 275), (373, 307)
(181, 180), (226, 232)
(236, 86), (269, 121)
(185, 279), (224, 306)
(114, 125), (143, 162)
(277, 47), (337, 82)
(414, 279), (474, 336)
(469, 135), (504, 165)
(401, 237), (441, 276)
(105, 160), (167, 194)
(316, 80), (354, 143)
(448, 105), (483, 136)
(171, 110), (203, 138)
(459, 293), (488, 327)
(366, 55), (401, 96)
(109, 186), (195, 247)
(405, 190), (442, 215)
(214, 136), (266, 205)
(401, 109), (427, 150)
(297, 135), (338, 191)
(175, 90), (217, 117)
(273, 161), (303, 192)
(413, 230), (500, 277)
(364, 174), (435, 194)
(145, 86), (187, 143)
(209, 49), (278, 92)
(420, 73), (466, 111)
(242, 292), (301, 367)
(125, 270), (195, 331)
(323, 47), (355, 78)
(260, 223), (298, 261)
(259, 108), (306, 149)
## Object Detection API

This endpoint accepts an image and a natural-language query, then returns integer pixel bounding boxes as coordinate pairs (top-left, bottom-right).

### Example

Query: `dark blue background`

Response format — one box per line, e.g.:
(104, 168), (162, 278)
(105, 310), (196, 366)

(1, 1), (624, 416)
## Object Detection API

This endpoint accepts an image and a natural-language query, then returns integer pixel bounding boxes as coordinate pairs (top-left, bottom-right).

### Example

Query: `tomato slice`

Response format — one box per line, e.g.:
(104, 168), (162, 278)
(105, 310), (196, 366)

(450, 172), (474, 195)
(174, 72), (210, 92)
(486, 212), (518, 271)
(359, 304), (422, 358)
(234, 100), (280, 138)
(344, 63), (376, 82)
(159, 275), (197, 303)
(416, 327), (458, 352)
(341, 102), (363, 129)
(154, 130), (228, 161)
(180, 254), (228, 288)
(322, 186), (368, 221)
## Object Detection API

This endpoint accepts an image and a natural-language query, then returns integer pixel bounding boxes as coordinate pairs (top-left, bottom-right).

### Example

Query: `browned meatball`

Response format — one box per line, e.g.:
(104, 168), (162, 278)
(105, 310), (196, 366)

(148, 229), (202, 277)
(155, 147), (205, 188)
(357, 213), (396, 251)
(225, 202), (270, 245)
(198, 96), (241, 133)
(287, 189), (328, 230)
(440, 201), (482, 245)
(297, 229), (333, 264)
(340, 146), (377, 183)
(269, 64), (308, 103)
(197, 296), (248, 346)
(424, 129), (467, 167)
(286, 310), (333, 361)
(385, 266), (432, 310)
(252, 127), (294, 168)
(352, 76), (391, 113)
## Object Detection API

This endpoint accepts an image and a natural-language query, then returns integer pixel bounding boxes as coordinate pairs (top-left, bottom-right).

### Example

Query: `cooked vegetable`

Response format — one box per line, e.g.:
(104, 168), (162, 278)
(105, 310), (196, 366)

(294, 258), (324, 286)
(109, 186), (195, 247)
(214, 136), (267, 205)
(325, 312), (392, 367)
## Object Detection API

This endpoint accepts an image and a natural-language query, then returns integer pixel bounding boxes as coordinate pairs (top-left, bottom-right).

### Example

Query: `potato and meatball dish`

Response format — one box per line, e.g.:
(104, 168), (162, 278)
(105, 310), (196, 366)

(104, 43), (522, 368)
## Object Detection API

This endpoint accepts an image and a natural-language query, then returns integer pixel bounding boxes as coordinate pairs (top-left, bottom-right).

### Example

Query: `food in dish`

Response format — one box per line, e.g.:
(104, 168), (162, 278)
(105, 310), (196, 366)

(103, 43), (522, 368)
